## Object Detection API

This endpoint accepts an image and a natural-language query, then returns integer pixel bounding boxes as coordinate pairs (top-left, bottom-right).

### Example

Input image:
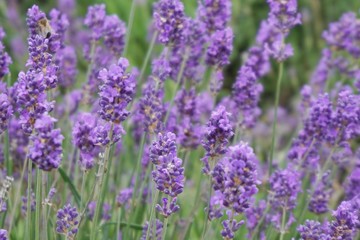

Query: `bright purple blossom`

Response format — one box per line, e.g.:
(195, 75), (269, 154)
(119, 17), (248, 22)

(141, 219), (163, 240)
(329, 201), (359, 239)
(56, 204), (79, 238)
(56, 46), (77, 87)
(84, 4), (106, 40)
(0, 93), (12, 135)
(0, 229), (8, 240)
(267, 0), (301, 34)
(153, 0), (186, 45)
(197, 0), (232, 33)
(102, 15), (126, 56)
(308, 170), (332, 214)
(206, 27), (233, 68)
(98, 58), (136, 124)
(28, 114), (64, 171)
(0, 27), (12, 80)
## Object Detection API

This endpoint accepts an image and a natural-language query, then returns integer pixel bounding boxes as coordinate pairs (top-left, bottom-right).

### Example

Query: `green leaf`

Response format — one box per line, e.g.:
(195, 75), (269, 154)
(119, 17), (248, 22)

(58, 167), (81, 207)
(101, 222), (144, 231)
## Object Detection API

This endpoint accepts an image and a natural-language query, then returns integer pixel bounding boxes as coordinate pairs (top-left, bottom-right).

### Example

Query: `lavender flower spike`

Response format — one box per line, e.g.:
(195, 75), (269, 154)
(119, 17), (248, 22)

(98, 57), (136, 124)
(0, 27), (12, 80)
(0, 229), (8, 240)
(29, 114), (64, 171)
(0, 93), (12, 135)
(56, 204), (79, 239)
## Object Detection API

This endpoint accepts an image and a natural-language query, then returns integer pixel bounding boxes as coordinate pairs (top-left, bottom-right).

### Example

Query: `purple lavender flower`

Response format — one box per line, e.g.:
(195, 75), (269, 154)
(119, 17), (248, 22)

(152, 53), (171, 82)
(333, 89), (360, 141)
(28, 114), (64, 171)
(308, 170), (332, 214)
(329, 200), (359, 239)
(245, 200), (267, 238)
(0, 229), (8, 240)
(310, 49), (333, 90)
(269, 168), (301, 211)
(155, 197), (180, 218)
(140, 219), (163, 240)
(205, 27), (233, 68)
(150, 132), (176, 165)
(26, 5), (46, 37)
(221, 218), (244, 240)
(56, 204), (79, 238)
(49, 8), (69, 48)
(153, 0), (186, 45)
(345, 166), (360, 200)
(0, 27), (12, 80)
(88, 201), (111, 221)
(232, 66), (263, 112)
(90, 121), (124, 146)
(102, 15), (126, 56)
(213, 143), (259, 214)
(136, 79), (165, 134)
(197, 0), (232, 33)
(267, 0), (301, 35)
(201, 105), (233, 172)
(304, 93), (332, 142)
(98, 57), (136, 124)
(21, 190), (36, 215)
(116, 188), (133, 208)
(84, 4), (106, 40)
(208, 191), (225, 220)
(297, 220), (330, 240)
(56, 46), (77, 88)
(151, 132), (184, 201)
(72, 113), (99, 170)
(0, 93), (12, 135)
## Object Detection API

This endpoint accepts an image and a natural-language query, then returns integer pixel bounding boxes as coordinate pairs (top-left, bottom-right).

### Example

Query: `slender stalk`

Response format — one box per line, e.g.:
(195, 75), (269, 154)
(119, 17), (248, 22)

(42, 172), (48, 240)
(8, 157), (28, 232)
(162, 217), (169, 240)
(125, 133), (147, 237)
(35, 168), (41, 240)
(201, 174), (213, 240)
(80, 171), (87, 208)
(145, 189), (160, 240)
(116, 207), (122, 240)
(123, 0), (137, 57)
(279, 207), (287, 240)
(26, 160), (33, 239)
(269, 62), (284, 175)
(164, 47), (190, 125)
(90, 125), (114, 240)
(139, 31), (158, 85)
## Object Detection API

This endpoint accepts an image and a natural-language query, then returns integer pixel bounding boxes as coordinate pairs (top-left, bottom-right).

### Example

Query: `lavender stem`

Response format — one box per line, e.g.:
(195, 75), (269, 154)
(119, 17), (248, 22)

(269, 62), (284, 175)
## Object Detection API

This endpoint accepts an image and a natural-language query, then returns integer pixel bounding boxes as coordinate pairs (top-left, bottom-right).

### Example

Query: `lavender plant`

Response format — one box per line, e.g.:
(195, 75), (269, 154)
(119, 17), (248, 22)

(0, 1), (360, 240)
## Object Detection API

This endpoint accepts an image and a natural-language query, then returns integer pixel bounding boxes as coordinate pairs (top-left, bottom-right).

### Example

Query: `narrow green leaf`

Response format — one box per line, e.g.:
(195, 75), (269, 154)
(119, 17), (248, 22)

(101, 222), (144, 231)
(58, 167), (81, 207)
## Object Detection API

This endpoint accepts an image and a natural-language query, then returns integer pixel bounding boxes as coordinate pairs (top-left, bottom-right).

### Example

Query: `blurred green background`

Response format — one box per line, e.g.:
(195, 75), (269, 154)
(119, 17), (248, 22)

(0, 0), (359, 107)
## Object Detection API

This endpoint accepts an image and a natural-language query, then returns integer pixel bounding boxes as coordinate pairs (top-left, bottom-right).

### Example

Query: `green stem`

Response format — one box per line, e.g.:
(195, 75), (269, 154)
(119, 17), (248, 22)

(126, 133), (147, 237)
(164, 47), (190, 125)
(145, 189), (159, 240)
(123, 0), (137, 57)
(279, 207), (286, 240)
(116, 207), (122, 240)
(162, 217), (169, 240)
(8, 157), (28, 232)
(201, 174), (213, 240)
(26, 160), (32, 239)
(269, 62), (284, 175)
(138, 31), (158, 85)
(35, 168), (41, 240)
(42, 172), (48, 240)
(80, 171), (87, 208)
(90, 126), (114, 240)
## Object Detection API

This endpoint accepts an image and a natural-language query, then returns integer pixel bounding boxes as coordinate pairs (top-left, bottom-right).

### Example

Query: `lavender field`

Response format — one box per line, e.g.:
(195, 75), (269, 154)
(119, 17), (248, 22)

(0, 0), (360, 239)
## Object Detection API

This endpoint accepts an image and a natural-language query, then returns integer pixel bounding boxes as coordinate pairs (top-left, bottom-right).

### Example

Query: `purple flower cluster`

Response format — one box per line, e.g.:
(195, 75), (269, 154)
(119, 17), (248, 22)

(140, 219), (163, 240)
(28, 114), (63, 171)
(0, 229), (8, 240)
(88, 201), (111, 221)
(84, 4), (126, 56)
(98, 57), (136, 124)
(197, 0), (232, 33)
(210, 143), (259, 238)
(153, 0), (186, 45)
(201, 105), (233, 173)
(56, 204), (79, 238)
(0, 93), (12, 135)
(116, 188), (133, 208)
(0, 27), (12, 80)
(150, 132), (184, 217)
(308, 170), (332, 214)
(21, 190), (36, 215)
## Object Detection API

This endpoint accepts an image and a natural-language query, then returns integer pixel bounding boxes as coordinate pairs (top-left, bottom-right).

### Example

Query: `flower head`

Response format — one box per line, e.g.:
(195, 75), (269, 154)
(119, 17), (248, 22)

(56, 204), (79, 238)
